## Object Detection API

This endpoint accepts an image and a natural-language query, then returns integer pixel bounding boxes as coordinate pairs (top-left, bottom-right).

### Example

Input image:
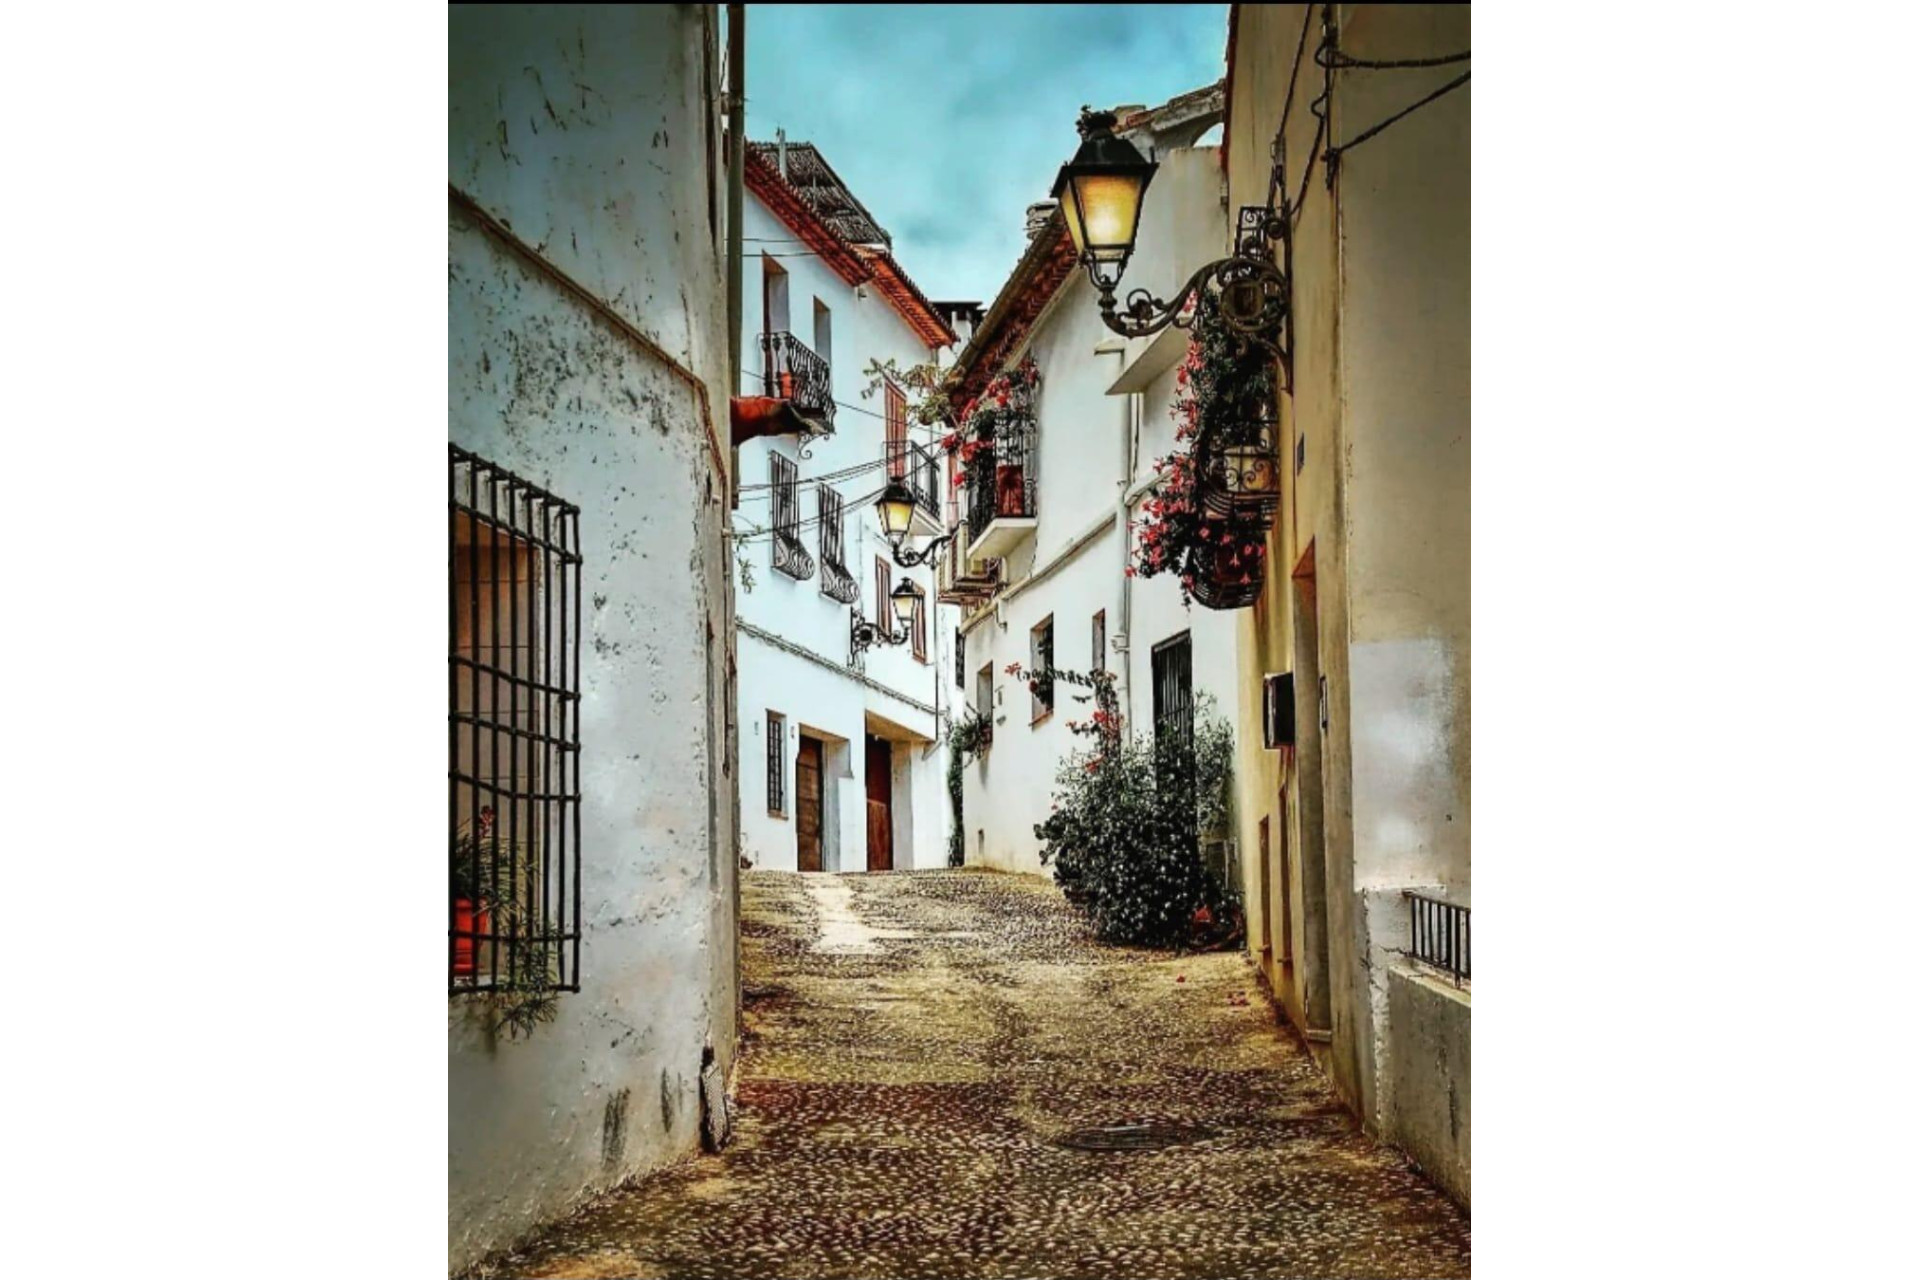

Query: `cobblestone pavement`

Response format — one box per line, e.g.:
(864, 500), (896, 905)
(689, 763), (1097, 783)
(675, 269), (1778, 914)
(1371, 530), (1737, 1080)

(478, 870), (1470, 1279)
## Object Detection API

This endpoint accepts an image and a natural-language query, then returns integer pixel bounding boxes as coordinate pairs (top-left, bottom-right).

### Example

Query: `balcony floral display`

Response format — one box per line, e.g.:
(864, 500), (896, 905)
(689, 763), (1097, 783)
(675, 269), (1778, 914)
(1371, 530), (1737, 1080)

(1130, 294), (1277, 609)
(950, 356), (1039, 514)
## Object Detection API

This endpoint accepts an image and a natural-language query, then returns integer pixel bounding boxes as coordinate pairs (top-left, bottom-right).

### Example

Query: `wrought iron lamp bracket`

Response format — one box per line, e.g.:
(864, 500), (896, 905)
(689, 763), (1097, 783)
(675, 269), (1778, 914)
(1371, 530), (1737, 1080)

(885, 528), (955, 570)
(1087, 204), (1292, 388)
(849, 610), (907, 663)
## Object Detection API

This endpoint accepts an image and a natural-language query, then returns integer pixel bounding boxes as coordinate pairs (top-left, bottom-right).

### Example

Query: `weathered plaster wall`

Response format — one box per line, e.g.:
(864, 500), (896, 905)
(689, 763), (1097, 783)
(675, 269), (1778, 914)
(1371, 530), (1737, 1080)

(732, 185), (954, 873)
(448, 7), (736, 1271)
(1383, 965), (1470, 1207)
(1337, 3), (1471, 902)
(1225, 3), (1469, 1193)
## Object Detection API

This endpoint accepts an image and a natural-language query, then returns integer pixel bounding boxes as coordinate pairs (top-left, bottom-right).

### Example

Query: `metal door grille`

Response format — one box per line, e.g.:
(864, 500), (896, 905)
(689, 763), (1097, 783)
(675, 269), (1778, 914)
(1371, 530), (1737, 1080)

(449, 444), (583, 995)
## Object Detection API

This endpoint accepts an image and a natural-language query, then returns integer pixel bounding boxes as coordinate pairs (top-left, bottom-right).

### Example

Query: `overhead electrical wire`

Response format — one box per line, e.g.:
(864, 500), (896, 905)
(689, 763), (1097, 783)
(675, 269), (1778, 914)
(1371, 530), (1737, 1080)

(729, 481), (891, 542)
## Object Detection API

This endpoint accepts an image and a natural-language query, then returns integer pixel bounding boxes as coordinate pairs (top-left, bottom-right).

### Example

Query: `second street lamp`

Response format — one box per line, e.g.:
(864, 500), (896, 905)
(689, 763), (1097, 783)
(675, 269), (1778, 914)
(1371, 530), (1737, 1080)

(873, 477), (955, 569)
(889, 579), (919, 629)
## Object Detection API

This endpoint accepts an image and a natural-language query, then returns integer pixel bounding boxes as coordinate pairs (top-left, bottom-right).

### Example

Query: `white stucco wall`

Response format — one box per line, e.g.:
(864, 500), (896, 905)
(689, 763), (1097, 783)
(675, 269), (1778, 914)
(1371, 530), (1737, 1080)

(958, 142), (1241, 878)
(733, 185), (956, 873)
(448, 7), (736, 1271)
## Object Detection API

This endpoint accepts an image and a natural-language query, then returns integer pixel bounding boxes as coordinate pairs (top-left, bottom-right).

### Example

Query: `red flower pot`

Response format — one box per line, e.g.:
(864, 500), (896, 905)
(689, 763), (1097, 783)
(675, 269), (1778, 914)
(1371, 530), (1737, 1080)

(995, 464), (1025, 516)
(453, 898), (490, 978)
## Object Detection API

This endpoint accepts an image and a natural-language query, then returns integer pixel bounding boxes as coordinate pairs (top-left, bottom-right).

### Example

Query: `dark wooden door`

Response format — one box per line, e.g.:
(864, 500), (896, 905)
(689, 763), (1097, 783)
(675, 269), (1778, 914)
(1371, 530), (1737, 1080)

(796, 737), (824, 872)
(864, 734), (893, 871)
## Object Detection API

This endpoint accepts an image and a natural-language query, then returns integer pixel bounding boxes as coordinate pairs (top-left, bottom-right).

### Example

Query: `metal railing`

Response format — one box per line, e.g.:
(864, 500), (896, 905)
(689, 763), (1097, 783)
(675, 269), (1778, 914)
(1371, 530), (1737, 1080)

(892, 439), (941, 520)
(760, 330), (835, 432)
(963, 411), (1038, 543)
(1405, 891), (1469, 986)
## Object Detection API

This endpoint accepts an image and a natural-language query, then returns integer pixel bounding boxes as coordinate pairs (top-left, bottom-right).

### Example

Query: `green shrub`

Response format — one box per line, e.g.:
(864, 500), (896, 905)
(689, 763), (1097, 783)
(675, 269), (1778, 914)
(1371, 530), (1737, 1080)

(1030, 673), (1238, 947)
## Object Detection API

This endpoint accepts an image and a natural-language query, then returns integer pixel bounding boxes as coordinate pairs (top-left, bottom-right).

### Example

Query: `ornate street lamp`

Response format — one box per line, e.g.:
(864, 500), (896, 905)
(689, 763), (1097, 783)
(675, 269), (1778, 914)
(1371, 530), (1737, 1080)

(1052, 109), (1157, 293)
(872, 477), (955, 569)
(1054, 108), (1290, 370)
(849, 577), (924, 663)
(889, 578), (920, 629)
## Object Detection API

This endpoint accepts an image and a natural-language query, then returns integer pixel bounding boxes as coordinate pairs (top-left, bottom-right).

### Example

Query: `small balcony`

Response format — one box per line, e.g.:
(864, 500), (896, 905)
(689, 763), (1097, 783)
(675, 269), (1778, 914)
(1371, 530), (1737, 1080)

(962, 411), (1037, 564)
(760, 331), (835, 436)
(890, 439), (944, 540)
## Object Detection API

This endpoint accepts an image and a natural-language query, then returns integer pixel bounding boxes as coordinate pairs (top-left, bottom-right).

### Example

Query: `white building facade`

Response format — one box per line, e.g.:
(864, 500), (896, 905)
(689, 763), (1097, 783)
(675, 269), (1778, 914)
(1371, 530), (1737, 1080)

(733, 140), (960, 873)
(448, 6), (739, 1272)
(942, 91), (1247, 882)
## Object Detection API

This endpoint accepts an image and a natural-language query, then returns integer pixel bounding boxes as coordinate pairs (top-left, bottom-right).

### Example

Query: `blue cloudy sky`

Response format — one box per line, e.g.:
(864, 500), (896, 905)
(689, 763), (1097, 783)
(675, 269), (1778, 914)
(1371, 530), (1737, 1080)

(743, 4), (1230, 304)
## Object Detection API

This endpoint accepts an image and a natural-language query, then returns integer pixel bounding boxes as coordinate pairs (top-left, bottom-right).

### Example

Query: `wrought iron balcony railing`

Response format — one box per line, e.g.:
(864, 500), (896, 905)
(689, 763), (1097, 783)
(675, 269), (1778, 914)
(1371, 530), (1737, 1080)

(889, 439), (941, 522)
(761, 330), (835, 433)
(963, 411), (1038, 544)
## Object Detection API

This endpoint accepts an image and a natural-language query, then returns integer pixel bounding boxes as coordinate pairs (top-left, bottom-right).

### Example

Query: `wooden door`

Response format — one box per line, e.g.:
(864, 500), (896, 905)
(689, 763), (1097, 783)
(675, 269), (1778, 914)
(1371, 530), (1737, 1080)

(796, 737), (824, 872)
(864, 734), (893, 871)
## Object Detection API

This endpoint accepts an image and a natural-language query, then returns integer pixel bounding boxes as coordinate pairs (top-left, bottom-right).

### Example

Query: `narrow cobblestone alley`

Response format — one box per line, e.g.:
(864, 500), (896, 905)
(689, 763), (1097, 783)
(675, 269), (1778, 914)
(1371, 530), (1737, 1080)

(478, 870), (1470, 1279)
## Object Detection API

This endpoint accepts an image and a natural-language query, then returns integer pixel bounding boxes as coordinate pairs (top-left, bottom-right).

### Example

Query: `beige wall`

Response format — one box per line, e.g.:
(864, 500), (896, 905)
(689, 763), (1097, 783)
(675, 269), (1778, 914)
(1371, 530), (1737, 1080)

(1226, 2), (1469, 1159)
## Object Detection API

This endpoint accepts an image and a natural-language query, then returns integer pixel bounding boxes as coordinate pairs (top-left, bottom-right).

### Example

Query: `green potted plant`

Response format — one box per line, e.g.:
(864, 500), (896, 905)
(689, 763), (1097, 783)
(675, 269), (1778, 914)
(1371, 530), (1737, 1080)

(450, 808), (561, 1037)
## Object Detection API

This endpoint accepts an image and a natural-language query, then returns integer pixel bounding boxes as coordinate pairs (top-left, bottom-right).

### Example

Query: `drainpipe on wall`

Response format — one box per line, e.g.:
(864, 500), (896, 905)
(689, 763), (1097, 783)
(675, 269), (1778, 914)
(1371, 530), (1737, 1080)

(1104, 345), (1136, 735)
(723, 1), (745, 1052)
(725, 2), (746, 502)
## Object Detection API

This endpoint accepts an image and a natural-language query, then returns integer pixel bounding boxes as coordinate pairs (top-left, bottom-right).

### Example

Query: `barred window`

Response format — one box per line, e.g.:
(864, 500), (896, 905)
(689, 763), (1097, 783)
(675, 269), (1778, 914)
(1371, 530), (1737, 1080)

(767, 711), (786, 815)
(955, 626), (965, 689)
(819, 485), (858, 604)
(770, 452), (814, 580)
(1031, 615), (1054, 722)
(449, 445), (583, 998)
(1092, 609), (1107, 674)
(875, 556), (892, 628)
(910, 585), (927, 662)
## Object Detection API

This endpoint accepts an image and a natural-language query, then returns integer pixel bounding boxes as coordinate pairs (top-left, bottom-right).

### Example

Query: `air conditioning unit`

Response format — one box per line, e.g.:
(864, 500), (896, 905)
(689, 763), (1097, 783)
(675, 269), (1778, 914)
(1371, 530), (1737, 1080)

(1262, 673), (1295, 749)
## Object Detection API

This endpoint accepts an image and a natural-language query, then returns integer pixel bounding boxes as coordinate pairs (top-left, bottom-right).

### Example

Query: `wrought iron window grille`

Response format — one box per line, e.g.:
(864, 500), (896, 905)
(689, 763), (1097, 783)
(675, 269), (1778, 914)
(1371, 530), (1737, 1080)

(1030, 618), (1055, 720)
(817, 485), (858, 604)
(769, 452), (815, 580)
(767, 711), (787, 815)
(449, 444), (583, 997)
(1405, 891), (1470, 986)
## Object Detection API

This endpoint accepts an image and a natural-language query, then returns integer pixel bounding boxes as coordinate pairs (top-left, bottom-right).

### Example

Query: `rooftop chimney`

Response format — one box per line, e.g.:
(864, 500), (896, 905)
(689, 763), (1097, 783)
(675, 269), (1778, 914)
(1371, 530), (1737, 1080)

(1025, 200), (1058, 241)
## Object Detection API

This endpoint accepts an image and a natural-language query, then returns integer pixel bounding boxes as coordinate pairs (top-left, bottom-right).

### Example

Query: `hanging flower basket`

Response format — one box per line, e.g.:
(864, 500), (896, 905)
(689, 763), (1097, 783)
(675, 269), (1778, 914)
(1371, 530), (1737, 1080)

(1132, 296), (1274, 610)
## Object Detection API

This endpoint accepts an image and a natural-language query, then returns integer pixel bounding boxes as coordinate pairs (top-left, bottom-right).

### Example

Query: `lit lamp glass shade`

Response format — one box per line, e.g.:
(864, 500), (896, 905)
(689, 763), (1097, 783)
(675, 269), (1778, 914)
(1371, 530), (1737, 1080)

(874, 479), (916, 543)
(1222, 440), (1279, 496)
(1052, 110), (1157, 289)
(889, 580), (919, 626)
